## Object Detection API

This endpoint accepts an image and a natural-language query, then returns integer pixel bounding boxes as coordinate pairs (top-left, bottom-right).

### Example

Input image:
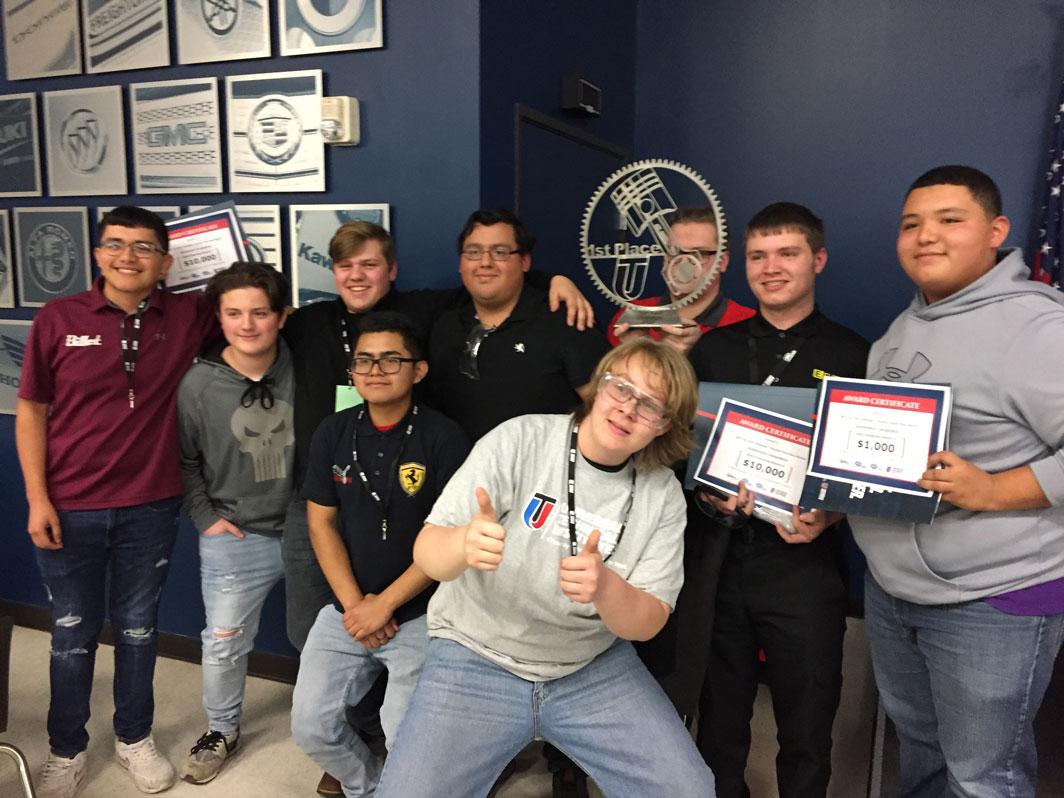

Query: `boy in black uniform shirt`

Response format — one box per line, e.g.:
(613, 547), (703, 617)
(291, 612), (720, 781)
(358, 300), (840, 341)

(290, 311), (469, 798)
(687, 203), (868, 798)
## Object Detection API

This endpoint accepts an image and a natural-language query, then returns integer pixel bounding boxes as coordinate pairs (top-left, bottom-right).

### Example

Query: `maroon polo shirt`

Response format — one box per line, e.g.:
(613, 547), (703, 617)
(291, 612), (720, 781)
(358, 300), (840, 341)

(19, 279), (217, 510)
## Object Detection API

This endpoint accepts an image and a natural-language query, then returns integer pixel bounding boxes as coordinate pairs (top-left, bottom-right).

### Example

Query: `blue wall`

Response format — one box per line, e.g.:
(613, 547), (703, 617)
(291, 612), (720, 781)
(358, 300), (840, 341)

(634, 0), (1064, 343)
(0, 2), (484, 655)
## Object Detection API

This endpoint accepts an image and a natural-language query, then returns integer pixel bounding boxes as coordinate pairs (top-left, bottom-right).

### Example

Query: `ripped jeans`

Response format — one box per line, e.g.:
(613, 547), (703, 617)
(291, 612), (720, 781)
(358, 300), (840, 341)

(36, 496), (182, 757)
(198, 531), (284, 734)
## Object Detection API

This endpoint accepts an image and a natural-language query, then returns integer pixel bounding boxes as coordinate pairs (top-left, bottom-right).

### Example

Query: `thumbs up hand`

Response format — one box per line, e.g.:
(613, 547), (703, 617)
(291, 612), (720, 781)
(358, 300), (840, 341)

(560, 529), (607, 603)
(464, 487), (507, 571)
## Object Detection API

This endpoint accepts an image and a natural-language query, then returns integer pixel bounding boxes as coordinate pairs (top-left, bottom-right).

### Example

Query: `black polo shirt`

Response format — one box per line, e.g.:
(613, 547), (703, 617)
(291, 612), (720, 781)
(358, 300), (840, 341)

(427, 284), (610, 442)
(687, 307), (869, 389)
(302, 403), (470, 624)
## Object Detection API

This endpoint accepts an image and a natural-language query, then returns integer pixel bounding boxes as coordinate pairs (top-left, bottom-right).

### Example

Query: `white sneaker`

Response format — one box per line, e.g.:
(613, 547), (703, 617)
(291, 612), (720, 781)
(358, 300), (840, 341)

(181, 729), (240, 784)
(115, 735), (176, 793)
(37, 751), (88, 798)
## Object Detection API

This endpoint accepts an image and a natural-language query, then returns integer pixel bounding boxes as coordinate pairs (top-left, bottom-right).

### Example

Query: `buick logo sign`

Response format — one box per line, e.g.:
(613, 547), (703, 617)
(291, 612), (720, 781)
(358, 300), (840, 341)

(202, 0), (238, 35)
(296, 0), (364, 36)
(248, 97), (301, 165)
(59, 109), (108, 174)
(27, 224), (78, 295)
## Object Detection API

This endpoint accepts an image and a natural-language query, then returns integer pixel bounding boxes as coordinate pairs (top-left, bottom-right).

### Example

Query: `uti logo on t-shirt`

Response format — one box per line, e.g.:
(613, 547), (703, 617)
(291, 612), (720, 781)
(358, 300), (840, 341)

(522, 492), (557, 529)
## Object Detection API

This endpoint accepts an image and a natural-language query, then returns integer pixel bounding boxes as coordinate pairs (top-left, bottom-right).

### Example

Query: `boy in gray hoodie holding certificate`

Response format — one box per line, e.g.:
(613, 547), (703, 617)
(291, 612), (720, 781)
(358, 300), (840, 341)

(176, 262), (296, 784)
(852, 165), (1064, 798)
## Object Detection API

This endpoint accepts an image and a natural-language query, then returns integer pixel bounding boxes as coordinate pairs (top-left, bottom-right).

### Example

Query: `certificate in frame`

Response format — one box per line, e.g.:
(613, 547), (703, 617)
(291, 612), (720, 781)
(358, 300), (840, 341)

(164, 203), (248, 293)
(801, 377), (952, 523)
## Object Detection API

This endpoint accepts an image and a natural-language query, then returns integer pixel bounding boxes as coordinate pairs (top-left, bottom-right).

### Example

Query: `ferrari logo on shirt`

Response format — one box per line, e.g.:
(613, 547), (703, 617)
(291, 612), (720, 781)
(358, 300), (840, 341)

(399, 462), (426, 496)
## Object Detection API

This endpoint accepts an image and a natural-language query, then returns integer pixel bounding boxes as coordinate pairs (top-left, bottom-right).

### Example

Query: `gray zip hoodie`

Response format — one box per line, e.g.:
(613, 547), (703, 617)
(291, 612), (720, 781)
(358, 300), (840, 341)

(851, 248), (1064, 603)
(177, 339), (296, 537)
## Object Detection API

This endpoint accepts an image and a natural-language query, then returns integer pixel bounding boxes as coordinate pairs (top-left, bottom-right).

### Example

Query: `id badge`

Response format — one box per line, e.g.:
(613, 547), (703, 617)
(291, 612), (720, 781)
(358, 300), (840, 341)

(335, 385), (363, 412)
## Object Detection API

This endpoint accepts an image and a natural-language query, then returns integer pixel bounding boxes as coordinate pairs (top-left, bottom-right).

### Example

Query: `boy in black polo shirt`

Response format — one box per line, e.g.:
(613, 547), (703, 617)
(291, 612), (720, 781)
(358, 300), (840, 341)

(290, 311), (469, 797)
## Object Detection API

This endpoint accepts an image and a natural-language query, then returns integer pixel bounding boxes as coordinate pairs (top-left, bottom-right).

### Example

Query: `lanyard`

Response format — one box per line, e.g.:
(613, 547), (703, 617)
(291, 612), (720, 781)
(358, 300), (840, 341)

(747, 334), (806, 386)
(119, 298), (150, 408)
(566, 422), (635, 560)
(338, 306), (355, 385)
(351, 404), (418, 539)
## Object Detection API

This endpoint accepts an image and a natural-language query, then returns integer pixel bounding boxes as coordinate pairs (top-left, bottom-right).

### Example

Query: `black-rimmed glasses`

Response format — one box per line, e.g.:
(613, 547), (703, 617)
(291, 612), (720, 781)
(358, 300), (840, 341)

(352, 356), (418, 374)
(460, 245), (521, 261)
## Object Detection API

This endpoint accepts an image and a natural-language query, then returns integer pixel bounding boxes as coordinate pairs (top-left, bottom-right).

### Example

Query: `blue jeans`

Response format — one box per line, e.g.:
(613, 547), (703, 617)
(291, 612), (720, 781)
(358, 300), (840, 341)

(282, 498), (333, 651)
(35, 497), (181, 757)
(198, 531), (285, 734)
(291, 606), (429, 798)
(376, 638), (714, 798)
(864, 572), (1064, 798)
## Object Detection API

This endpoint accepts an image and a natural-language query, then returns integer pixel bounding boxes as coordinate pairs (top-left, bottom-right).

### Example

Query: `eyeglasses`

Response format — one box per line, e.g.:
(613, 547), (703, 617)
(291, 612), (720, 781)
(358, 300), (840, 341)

(692, 248), (717, 260)
(600, 373), (669, 427)
(460, 245), (521, 261)
(99, 239), (166, 258)
(458, 322), (495, 380)
(352, 356), (418, 374)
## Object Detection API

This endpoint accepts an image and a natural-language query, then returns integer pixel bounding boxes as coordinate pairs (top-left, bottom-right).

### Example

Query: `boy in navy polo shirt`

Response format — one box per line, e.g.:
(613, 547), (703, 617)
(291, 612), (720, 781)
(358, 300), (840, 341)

(291, 311), (468, 797)
(17, 206), (216, 798)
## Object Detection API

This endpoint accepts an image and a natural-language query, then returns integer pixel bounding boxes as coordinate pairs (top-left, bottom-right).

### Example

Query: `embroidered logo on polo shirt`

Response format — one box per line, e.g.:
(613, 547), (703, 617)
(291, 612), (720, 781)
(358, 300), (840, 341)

(332, 464), (352, 484)
(522, 492), (557, 529)
(514, 343), (525, 353)
(399, 462), (425, 496)
(65, 335), (102, 347)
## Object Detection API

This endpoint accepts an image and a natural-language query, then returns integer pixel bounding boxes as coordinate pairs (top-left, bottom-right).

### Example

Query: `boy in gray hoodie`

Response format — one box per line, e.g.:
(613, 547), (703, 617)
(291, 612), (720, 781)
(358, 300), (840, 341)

(176, 262), (296, 784)
(852, 165), (1064, 798)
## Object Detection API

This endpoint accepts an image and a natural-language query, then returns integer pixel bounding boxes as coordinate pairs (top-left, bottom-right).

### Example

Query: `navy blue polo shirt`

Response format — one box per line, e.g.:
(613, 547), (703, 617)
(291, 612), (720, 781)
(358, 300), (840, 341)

(302, 402), (470, 624)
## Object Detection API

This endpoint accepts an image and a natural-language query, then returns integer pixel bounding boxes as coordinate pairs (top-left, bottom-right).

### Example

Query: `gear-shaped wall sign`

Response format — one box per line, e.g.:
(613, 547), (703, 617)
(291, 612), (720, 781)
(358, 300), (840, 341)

(580, 159), (727, 328)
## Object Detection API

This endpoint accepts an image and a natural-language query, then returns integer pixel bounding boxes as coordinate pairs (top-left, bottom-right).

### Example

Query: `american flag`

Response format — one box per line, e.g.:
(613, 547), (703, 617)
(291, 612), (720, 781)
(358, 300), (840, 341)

(1034, 79), (1064, 287)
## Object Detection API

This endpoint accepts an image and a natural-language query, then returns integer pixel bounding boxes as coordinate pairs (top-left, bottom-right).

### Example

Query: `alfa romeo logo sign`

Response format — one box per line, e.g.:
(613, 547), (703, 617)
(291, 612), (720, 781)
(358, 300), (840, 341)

(580, 159), (727, 327)
(27, 223), (78, 295)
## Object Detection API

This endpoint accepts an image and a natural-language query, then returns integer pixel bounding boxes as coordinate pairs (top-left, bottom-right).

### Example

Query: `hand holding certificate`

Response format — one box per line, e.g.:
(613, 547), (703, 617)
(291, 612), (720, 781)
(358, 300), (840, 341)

(694, 399), (814, 534)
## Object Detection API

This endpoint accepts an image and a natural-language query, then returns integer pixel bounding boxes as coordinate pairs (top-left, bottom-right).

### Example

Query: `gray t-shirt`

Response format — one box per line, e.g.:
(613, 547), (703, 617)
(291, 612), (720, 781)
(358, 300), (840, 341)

(425, 414), (685, 681)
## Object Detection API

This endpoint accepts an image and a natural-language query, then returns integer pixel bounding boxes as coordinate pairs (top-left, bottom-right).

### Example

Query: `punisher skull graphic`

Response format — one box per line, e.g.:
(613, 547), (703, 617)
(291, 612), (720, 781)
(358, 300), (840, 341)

(230, 399), (295, 482)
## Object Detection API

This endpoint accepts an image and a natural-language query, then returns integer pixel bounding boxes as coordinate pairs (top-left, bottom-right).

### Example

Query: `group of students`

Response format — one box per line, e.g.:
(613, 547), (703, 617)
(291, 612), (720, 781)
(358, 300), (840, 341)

(15, 162), (1064, 798)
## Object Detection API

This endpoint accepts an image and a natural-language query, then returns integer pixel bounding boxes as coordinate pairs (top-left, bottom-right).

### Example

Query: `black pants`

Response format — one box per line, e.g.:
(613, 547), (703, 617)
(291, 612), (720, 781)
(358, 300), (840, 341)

(697, 525), (846, 798)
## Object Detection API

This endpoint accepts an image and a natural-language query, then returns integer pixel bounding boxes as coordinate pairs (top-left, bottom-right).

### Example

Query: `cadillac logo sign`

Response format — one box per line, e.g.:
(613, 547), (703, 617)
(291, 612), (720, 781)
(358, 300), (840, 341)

(580, 159), (727, 328)
(247, 97), (301, 166)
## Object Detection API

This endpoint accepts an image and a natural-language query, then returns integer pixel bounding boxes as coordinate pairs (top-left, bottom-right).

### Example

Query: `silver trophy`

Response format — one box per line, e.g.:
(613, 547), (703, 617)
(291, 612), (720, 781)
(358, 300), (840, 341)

(580, 159), (727, 328)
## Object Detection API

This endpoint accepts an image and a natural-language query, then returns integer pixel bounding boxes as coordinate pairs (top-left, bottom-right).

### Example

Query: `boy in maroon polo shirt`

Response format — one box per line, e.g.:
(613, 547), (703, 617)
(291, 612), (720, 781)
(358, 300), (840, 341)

(16, 206), (216, 798)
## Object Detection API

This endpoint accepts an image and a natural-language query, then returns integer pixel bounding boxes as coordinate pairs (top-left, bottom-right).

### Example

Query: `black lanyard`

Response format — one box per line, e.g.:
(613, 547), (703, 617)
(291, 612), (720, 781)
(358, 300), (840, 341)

(351, 404), (418, 539)
(120, 298), (150, 408)
(567, 422), (635, 560)
(338, 307), (355, 385)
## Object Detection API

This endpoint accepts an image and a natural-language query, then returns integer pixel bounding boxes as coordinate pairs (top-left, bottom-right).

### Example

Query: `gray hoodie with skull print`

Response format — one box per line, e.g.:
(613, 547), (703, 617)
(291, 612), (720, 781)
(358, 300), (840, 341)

(177, 339), (296, 537)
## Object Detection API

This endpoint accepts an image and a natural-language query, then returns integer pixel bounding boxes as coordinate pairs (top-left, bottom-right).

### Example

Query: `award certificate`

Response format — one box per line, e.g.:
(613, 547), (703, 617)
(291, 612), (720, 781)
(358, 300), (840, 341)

(800, 377), (951, 523)
(695, 399), (812, 532)
(164, 204), (247, 293)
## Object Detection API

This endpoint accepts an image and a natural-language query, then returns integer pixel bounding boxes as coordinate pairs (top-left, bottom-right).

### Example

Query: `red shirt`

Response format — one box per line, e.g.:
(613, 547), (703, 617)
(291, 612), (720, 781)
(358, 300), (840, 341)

(606, 294), (756, 347)
(19, 280), (217, 510)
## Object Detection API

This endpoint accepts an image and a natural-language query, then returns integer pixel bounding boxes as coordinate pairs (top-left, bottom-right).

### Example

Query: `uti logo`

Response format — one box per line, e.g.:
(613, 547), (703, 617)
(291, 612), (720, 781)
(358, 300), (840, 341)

(522, 492), (557, 529)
